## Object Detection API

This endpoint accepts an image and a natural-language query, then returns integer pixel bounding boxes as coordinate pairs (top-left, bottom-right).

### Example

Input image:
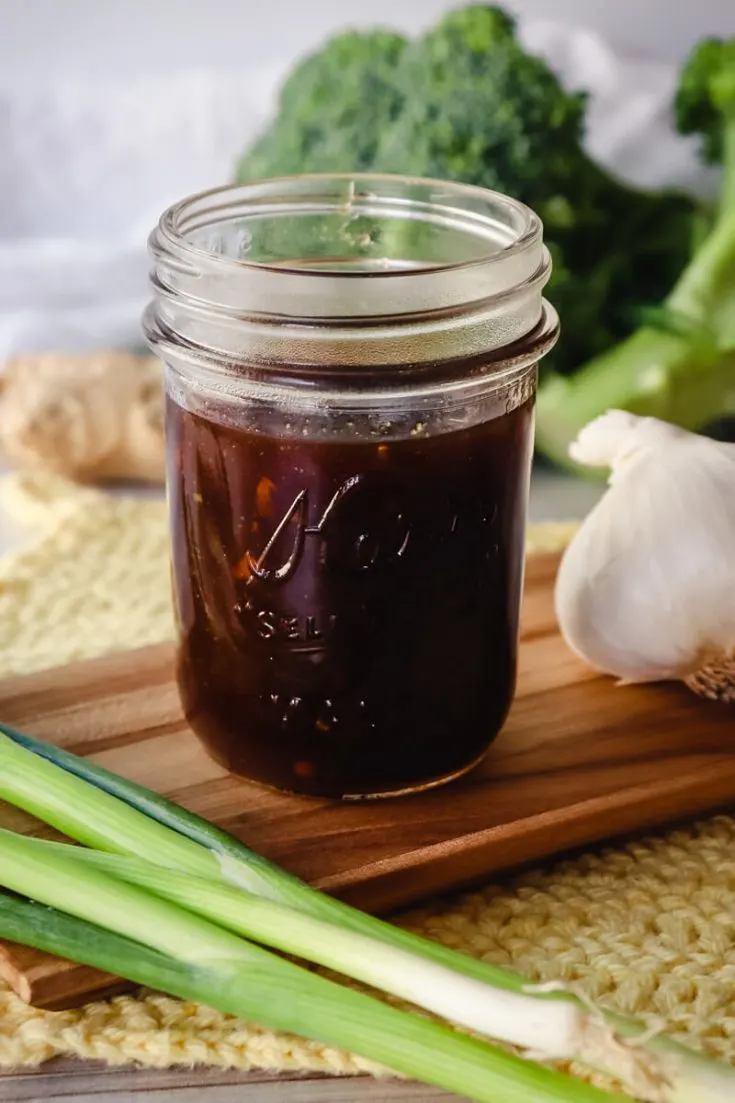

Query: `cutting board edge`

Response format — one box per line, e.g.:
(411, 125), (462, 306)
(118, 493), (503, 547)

(328, 756), (735, 911)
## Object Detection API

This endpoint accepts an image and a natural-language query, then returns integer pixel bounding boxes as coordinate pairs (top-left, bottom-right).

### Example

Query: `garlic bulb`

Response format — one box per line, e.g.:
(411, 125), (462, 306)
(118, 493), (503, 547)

(554, 410), (735, 702)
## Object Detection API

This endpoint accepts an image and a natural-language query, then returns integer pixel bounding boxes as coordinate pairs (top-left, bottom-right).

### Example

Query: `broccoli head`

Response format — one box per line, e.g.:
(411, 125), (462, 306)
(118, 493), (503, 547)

(375, 5), (590, 234)
(237, 30), (407, 180)
(235, 5), (696, 378)
(372, 5), (695, 373)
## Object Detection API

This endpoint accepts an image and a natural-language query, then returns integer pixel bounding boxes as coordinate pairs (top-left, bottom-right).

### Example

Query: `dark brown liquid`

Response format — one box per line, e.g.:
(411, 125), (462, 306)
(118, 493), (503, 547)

(167, 394), (534, 797)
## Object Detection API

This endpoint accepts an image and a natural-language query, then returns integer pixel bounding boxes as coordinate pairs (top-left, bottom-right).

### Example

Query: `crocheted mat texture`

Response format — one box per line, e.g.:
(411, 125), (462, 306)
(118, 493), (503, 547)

(0, 471), (733, 1089)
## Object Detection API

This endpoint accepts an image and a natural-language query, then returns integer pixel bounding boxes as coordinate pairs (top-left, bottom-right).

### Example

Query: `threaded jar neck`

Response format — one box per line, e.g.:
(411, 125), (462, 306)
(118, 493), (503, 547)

(144, 173), (557, 373)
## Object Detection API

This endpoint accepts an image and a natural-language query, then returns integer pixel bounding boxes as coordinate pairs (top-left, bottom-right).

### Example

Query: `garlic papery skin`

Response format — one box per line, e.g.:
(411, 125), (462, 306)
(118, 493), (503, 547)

(555, 410), (735, 702)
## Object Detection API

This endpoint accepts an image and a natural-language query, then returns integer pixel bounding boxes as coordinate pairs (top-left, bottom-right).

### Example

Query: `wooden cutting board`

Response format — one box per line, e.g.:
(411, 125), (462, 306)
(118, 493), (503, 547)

(0, 550), (733, 1012)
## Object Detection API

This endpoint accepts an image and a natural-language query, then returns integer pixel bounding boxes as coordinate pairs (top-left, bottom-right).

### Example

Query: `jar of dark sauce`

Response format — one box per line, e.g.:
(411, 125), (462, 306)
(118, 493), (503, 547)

(145, 174), (558, 798)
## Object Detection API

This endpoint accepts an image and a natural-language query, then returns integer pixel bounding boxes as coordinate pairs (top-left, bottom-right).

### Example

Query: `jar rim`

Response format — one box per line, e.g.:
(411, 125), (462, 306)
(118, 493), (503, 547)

(156, 172), (541, 281)
(146, 172), (555, 370)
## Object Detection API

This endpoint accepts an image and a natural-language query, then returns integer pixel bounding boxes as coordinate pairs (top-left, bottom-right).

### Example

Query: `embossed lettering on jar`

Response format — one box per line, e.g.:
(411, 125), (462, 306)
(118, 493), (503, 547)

(145, 174), (558, 798)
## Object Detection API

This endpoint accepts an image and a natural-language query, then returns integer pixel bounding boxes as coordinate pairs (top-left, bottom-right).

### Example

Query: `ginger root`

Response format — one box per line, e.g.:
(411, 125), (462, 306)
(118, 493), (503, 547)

(0, 351), (165, 484)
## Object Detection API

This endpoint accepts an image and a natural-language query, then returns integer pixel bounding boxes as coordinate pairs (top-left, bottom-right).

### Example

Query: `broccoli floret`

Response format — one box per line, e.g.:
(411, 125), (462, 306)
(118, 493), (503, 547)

(373, 5), (695, 374)
(676, 36), (735, 167)
(237, 30), (407, 180)
(375, 6), (589, 231)
(536, 35), (735, 473)
(235, 5), (696, 379)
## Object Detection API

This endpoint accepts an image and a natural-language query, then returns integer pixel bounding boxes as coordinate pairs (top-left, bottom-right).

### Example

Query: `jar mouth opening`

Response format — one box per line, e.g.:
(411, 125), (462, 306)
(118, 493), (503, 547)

(147, 174), (554, 365)
(158, 173), (541, 279)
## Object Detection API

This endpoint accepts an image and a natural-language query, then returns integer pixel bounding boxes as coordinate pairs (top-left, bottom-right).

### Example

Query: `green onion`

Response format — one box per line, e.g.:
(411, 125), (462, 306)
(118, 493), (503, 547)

(0, 830), (625, 1103)
(0, 891), (223, 998)
(1, 725), (733, 1102)
(0, 724), (557, 986)
(0, 726), (220, 878)
(25, 838), (596, 1061)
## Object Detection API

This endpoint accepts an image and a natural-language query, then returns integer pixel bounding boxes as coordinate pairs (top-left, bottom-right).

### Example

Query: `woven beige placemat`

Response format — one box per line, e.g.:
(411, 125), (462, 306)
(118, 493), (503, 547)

(0, 472), (733, 1082)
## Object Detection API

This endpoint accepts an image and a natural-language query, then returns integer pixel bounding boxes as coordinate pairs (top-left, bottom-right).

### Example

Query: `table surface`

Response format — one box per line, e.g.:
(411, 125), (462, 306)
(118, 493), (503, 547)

(0, 464), (602, 1102)
(1, 1062), (465, 1102)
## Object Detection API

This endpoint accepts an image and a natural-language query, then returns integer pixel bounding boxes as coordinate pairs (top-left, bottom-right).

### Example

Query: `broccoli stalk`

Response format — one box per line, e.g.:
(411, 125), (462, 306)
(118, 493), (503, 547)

(536, 36), (735, 474)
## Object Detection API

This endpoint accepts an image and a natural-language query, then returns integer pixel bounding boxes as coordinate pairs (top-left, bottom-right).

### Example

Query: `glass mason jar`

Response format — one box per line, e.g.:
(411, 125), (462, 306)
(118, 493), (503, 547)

(144, 173), (558, 799)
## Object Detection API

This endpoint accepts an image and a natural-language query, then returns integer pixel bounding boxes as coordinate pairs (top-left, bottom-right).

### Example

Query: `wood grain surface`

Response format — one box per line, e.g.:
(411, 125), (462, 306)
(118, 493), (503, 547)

(0, 1061), (451, 1102)
(0, 551), (733, 1012)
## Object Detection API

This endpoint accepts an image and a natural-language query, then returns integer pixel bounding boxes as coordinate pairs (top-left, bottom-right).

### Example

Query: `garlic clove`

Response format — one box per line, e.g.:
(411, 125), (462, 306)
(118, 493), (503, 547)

(568, 409), (690, 485)
(555, 411), (735, 701)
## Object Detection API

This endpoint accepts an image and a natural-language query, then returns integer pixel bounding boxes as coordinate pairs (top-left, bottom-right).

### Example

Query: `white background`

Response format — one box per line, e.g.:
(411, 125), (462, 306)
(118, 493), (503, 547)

(1, 0), (734, 81)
